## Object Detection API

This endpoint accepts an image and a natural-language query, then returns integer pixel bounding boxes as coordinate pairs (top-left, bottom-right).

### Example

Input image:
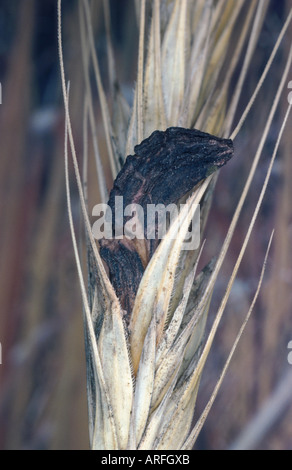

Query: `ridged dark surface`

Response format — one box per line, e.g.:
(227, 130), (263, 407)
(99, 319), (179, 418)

(100, 127), (234, 315)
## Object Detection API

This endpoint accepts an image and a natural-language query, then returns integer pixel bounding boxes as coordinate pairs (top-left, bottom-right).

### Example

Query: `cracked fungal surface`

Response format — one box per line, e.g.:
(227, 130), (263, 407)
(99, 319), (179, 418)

(99, 127), (234, 317)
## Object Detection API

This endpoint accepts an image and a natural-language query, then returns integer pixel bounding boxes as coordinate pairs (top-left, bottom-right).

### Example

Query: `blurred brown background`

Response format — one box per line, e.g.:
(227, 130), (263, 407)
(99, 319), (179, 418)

(0, 0), (291, 450)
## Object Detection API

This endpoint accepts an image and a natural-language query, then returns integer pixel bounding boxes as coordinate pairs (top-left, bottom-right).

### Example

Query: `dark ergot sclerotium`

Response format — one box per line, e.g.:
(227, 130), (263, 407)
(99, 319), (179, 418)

(99, 127), (234, 315)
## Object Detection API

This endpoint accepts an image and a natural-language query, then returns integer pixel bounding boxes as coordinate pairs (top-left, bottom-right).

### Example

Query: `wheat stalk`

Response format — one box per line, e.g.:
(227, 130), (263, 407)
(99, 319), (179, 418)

(58, 0), (292, 450)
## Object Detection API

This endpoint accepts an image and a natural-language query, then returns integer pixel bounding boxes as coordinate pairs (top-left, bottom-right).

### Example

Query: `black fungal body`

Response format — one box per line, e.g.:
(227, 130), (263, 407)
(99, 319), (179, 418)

(99, 127), (234, 315)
